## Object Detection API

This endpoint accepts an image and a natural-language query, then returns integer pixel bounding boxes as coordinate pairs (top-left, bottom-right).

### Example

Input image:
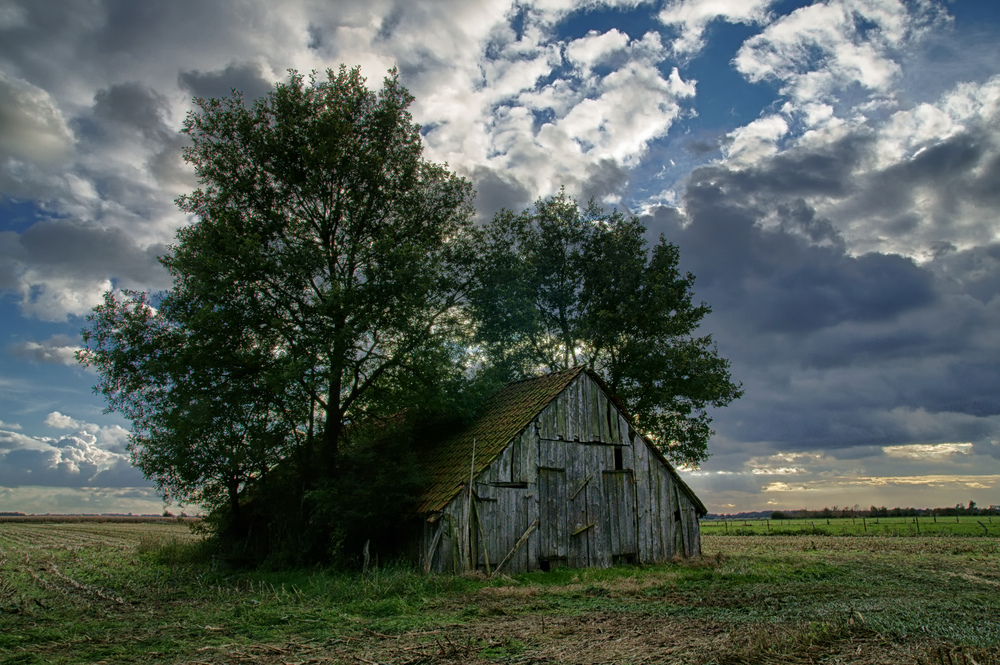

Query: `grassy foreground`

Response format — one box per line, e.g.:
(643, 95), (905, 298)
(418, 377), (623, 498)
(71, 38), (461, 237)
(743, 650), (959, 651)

(1, 521), (998, 664)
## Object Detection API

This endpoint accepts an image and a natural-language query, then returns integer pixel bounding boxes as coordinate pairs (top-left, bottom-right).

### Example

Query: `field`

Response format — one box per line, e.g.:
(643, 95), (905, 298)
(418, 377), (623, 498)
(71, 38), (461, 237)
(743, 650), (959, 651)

(1, 520), (998, 664)
(701, 515), (999, 538)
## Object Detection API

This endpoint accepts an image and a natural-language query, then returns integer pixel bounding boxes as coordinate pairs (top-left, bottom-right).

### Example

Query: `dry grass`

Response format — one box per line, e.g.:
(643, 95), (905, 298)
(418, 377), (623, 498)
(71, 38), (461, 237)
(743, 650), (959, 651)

(1, 524), (998, 664)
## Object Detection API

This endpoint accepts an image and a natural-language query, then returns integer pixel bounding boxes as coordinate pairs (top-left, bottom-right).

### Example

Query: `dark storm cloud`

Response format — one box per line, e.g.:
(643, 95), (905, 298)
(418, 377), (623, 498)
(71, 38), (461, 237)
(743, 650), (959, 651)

(18, 218), (166, 284)
(973, 441), (1000, 460)
(178, 62), (274, 102)
(838, 122), (1000, 250)
(637, 126), (1000, 454)
(865, 130), (1000, 215)
(934, 242), (1000, 304)
(712, 131), (871, 200)
(647, 174), (936, 335)
(468, 165), (532, 221)
(579, 158), (629, 205)
(91, 82), (171, 138)
(89, 459), (149, 487)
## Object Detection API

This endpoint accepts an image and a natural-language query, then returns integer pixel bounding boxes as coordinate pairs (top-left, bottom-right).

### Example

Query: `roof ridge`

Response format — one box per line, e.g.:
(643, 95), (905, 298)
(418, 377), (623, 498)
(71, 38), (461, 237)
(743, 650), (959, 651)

(506, 364), (585, 386)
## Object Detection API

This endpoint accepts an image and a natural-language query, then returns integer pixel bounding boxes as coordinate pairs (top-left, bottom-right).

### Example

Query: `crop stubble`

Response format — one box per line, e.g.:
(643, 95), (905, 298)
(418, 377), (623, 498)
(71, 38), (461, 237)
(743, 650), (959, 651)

(0, 521), (997, 664)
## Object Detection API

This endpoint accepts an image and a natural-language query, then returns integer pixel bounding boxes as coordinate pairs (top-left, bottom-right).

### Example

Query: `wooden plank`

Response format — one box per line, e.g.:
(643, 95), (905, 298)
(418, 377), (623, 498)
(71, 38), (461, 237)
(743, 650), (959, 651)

(672, 481), (685, 557)
(572, 377), (580, 441)
(586, 442), (610, 567)
(557, 393), (567, 440)
(567, 435), (588, 568)
(602, 470), (638, 556)
(655, 464), (670, 559)
(525, 491), (539, 571)
(631, 432), (653, 562)
(526, 426), (539, 485)
(512, 431), (523, 482)
(607, 396), (619, 443)
(622, 472), (638, 555)
(604, 472), (621, 555)
(589, 378), (601, 442)
(538, 467), (568, 562)
(492, 518), (538, 577)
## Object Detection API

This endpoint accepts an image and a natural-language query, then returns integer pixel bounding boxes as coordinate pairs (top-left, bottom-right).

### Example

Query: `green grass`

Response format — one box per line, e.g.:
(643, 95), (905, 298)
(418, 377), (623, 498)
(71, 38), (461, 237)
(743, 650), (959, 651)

(1, 522), (998, 664)
(702, 515), (999, 537)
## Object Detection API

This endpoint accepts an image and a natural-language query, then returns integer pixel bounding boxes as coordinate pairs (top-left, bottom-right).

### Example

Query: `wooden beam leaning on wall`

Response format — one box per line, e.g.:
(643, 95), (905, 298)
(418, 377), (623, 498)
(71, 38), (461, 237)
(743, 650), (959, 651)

(492, 518), (539, 578)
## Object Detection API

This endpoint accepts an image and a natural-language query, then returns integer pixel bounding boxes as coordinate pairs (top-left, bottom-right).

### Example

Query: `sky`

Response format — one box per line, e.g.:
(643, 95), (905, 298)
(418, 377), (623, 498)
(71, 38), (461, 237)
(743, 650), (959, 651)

(1, 0), (999, 515)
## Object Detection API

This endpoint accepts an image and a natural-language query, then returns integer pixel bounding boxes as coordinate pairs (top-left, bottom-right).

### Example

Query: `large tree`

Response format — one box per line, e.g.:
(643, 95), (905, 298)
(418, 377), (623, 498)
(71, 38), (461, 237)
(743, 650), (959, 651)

(470, 192), (741, 467)
(80, 67), (477, 523)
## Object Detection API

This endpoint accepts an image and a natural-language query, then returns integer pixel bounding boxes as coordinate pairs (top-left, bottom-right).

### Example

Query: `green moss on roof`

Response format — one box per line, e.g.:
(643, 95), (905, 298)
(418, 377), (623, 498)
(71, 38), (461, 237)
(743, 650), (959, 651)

(415, 366), (585, 514)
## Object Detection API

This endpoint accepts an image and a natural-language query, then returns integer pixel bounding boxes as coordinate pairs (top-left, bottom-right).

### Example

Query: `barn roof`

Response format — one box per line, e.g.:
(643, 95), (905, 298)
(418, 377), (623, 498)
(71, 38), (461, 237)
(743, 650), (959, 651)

(414, 366), (707, 516)
(414, 366), (585, 514)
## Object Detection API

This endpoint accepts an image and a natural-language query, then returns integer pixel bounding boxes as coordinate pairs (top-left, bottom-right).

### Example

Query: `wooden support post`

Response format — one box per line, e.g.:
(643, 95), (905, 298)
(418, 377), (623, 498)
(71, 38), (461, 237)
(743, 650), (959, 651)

(423, 521), (445, 574)
(570, 474), (593, 501)
(465, 438), (476, 572)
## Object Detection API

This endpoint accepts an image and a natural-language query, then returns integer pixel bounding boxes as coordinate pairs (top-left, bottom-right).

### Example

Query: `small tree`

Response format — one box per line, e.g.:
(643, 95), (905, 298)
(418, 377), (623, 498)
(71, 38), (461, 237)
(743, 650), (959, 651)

(470, 192), (741, 467)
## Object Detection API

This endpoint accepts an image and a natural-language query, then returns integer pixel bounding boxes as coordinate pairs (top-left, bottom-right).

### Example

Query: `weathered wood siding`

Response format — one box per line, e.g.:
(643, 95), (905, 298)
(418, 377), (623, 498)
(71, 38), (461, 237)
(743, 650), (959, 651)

(421, 373), (702, 573)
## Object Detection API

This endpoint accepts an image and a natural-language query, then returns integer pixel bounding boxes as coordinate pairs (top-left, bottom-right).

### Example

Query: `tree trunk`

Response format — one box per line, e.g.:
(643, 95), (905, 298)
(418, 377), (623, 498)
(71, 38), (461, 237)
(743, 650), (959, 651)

(321, 373), (343, 476)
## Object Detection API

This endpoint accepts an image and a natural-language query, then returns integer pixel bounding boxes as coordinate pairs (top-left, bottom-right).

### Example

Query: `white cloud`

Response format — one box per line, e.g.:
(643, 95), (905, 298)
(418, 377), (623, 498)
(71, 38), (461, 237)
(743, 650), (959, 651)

(0, 417), (137, 488)
(44, 411), (87, 430)
(10, 335), (81, 365)
(565, 28), (630, 72)
(723, 114), (789, 165)
(733, 0), (945, 105)
(0, 70), (74, 169)
(883, 442), (973, 460)
(16, 274), (114, 321)
(875, 76), (1000, 169)
(0, 419), (21, 431)
(659, 0), (774, 55)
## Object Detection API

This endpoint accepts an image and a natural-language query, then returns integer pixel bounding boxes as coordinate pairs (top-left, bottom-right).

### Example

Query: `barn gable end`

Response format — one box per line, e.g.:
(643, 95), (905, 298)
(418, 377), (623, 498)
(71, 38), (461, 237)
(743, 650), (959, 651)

(418, 367), (706, 574)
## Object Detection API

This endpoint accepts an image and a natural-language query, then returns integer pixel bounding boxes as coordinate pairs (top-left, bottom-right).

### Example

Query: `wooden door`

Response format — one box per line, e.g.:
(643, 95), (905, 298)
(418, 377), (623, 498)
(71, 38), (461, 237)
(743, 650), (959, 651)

(538, 467), (568, 566)
(602, 470), (638, 559)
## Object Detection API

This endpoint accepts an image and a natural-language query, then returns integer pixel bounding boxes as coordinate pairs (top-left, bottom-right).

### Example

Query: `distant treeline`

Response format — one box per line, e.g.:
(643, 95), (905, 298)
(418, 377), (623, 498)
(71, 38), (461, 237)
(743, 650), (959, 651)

(706, 502), (999, 521)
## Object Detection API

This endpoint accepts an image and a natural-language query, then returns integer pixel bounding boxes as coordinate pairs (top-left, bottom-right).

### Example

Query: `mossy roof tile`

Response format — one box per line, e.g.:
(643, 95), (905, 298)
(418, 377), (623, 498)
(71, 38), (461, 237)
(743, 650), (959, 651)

(415, 366), (584, 514)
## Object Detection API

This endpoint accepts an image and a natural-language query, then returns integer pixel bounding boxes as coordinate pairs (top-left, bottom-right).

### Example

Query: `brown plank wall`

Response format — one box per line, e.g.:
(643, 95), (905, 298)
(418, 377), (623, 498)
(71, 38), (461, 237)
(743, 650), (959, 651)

(421, 372), (702, 573)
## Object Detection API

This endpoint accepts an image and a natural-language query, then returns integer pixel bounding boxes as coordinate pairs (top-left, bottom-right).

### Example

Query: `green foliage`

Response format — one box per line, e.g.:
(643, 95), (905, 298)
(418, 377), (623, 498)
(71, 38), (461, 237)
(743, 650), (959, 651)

(470, 191), (742, 466)
(79, 66), (478, 560)
(78, 66), (743, 565)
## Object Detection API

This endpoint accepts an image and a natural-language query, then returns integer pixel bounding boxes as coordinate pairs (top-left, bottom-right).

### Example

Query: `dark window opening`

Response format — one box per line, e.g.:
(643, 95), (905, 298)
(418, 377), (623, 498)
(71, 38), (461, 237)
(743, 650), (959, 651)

(614, 446), (624, 470)
(538, 556), (566, 572)
(674, 509), (682, 522)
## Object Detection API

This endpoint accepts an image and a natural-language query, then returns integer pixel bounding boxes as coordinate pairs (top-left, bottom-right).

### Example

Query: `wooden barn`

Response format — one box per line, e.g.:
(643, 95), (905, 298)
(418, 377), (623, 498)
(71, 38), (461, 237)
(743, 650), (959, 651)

(416, 366), (706, 574)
